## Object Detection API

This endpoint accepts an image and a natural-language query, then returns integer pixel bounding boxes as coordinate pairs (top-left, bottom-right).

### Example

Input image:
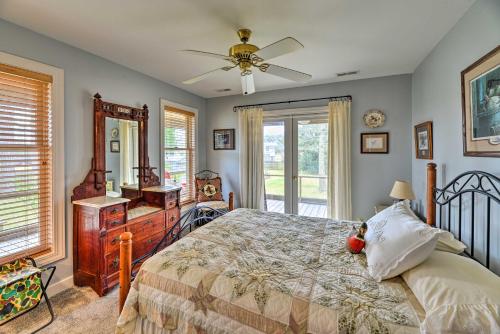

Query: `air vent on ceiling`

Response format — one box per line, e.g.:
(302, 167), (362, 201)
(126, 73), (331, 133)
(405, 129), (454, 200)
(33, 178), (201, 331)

(337, 70), (359, 77)
(215, 88), (232, 92)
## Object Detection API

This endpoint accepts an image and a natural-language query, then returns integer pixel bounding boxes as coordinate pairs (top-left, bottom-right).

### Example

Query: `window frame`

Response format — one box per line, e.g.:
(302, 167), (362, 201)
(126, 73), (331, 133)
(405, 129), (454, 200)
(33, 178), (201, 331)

(0, 51), (65, 266)
(160, 99), (199, 205)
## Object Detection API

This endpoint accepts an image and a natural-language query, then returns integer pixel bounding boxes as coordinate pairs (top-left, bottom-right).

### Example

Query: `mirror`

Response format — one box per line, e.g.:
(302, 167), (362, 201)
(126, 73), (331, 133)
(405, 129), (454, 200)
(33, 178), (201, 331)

(71, 94), (160, 202)
(105, 117), (139, 198)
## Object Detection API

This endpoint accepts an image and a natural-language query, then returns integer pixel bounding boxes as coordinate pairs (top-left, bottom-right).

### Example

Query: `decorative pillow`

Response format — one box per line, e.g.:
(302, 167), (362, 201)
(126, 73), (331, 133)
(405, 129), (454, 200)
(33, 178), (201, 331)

(402, 251), (500, 333)
(364, 200), (442, 281)
(196, 177), (223, 202)
(435, 230), (467, 254)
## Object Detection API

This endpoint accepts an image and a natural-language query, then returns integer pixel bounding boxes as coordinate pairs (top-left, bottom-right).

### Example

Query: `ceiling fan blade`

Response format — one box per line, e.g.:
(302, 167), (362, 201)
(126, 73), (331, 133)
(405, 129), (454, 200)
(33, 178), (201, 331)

(182, 66), (234, 85)
(181, 50), (234, 63)
(241, 73), (255, 95)
(260, 64), (311, 83)
(253, 37), (303, 61)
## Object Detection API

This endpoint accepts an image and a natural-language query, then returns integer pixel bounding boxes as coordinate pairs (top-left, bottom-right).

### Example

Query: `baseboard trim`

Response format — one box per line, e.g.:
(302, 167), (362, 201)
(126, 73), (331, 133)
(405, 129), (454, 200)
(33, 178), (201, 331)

(47, 275), (74, 297)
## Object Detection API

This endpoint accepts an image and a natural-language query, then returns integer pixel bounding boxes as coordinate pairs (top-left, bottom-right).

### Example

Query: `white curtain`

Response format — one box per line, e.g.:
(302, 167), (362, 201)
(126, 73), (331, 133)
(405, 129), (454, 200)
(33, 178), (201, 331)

(120, 122), (140, 186)
(327, 100), (352, 220)
(239, 107), (266, 209)
(119, 121), (132, 185)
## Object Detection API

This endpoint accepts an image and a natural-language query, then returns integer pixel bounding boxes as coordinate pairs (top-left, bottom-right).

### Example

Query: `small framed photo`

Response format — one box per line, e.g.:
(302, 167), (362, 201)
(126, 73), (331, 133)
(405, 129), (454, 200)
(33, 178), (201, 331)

(361, 132), (389, 154)
(414, 121), (433, 159)
(213, 129), (235, 150)
(110, 140), (120, 153)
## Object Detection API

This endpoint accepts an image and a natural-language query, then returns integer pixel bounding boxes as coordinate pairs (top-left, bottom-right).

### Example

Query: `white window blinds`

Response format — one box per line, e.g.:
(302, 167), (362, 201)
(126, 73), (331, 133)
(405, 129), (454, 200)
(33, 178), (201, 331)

(164, 107), (196, 204)
(0, 63), (53, 264)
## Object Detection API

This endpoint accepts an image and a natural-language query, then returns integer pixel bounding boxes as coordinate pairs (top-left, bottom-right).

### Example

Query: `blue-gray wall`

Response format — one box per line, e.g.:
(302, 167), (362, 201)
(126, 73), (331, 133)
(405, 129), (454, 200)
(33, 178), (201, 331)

(0, 18), (207, 289)
(411, 0), (500, 214)
(206, 74), (413, 220)
(411, 0), (500, 272)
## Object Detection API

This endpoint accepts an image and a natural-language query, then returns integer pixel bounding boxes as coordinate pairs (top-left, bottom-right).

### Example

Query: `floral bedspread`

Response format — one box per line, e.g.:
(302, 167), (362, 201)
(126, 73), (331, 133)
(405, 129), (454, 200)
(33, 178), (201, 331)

(116, 209), (422, 334)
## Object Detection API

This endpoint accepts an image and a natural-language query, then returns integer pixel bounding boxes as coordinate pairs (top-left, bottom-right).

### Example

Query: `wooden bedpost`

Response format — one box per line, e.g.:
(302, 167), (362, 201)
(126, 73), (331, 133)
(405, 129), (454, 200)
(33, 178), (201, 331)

(228, 192), (234, 211)
(119, 232), (132, 313)
(426, 163), (437, 226)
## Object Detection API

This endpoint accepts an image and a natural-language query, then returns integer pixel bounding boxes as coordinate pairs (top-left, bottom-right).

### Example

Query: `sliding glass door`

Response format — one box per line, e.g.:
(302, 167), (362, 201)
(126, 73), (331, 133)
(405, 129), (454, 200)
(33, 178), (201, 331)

(263, 120), (288, 213)
(264, 114), (328, 218)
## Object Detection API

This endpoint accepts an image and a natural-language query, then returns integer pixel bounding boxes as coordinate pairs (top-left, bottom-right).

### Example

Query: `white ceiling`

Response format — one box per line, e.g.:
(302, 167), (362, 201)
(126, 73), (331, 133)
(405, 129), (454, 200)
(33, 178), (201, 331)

(0, 0), (475, 98)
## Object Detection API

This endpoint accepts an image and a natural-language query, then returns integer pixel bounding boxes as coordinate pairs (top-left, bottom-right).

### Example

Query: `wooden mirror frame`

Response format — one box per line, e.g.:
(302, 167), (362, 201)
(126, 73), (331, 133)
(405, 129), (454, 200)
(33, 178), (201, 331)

(72, 93), (160, 201)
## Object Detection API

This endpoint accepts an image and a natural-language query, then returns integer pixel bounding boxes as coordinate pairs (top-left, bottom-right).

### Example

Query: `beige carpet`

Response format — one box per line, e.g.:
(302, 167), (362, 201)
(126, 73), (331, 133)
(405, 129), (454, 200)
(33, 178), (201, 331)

(0, 286), (119, 334)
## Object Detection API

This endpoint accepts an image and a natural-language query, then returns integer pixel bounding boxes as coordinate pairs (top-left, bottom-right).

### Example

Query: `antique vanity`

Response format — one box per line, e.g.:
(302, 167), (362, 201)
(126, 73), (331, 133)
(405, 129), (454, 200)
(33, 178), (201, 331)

(71, 94), (181, 296)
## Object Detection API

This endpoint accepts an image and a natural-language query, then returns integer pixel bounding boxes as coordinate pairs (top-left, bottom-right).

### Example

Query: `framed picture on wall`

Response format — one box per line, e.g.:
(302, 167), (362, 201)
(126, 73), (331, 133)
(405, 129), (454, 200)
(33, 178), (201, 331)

(414, 121), (433, 159)
(461, 45), (500, 157)
(360, 132), (389, 154)
(110, 140), (120, 153)
(213, 129), (235, 150)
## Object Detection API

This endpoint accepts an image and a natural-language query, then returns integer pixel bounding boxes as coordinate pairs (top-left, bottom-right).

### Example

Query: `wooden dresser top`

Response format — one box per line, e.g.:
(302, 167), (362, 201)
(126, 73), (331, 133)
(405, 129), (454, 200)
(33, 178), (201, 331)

(72, 196), (130, 208)
(142, 185), (182, 193)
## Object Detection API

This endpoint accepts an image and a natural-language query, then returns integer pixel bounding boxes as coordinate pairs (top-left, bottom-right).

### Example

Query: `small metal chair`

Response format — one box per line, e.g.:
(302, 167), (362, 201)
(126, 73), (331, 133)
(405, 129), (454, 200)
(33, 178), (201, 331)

(0, 257), (56, 332)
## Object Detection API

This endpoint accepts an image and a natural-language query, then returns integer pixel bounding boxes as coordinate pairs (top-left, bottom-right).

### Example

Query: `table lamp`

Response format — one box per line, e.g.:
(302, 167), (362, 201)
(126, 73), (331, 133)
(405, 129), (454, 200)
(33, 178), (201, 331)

(390, 180), (415, 202)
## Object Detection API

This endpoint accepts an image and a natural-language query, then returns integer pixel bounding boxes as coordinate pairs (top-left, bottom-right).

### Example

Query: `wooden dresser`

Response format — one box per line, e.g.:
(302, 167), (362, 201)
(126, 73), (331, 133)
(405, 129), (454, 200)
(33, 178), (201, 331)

(72, 186), (181, 296)
(72, 94), (179, 296)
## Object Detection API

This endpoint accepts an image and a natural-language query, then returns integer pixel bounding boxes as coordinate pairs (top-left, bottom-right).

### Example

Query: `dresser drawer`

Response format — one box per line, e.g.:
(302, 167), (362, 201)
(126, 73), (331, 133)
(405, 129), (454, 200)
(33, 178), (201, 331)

(103, 204), (125, 219)
(166, 207), (180, 229)
(105, 251), (120, 276)
(166, 199), (177, 210)
(104, 227), (125, 255)
(127, 211), (165, 238)
(105, 215), (126, 229)
(132, 231), (165, 261)
(166, 191), (178, 201)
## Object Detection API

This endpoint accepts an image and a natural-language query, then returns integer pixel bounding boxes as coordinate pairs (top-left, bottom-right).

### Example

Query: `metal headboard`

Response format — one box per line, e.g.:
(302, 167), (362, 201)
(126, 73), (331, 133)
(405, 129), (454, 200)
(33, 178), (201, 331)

(429, 164), (500, 269)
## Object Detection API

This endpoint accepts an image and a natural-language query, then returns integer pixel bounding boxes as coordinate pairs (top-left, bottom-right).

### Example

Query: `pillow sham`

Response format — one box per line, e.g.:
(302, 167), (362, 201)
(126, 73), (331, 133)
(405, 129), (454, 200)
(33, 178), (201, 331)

(196, 177), (223, 202)
(402, 251), (500, 333)
(364, 200), (441, 281)
(435, 230), (467, 254)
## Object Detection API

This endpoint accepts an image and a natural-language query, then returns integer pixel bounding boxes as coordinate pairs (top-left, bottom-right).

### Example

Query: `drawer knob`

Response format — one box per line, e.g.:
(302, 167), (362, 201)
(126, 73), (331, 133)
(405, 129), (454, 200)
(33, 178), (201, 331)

(111, 208), (119, 215)
(112, 256), (119, 269)
(111, 220), (122, 226)
(147, 239), (153, 244)
(111, 236), (120, 244)
(144, 220), (152, 225)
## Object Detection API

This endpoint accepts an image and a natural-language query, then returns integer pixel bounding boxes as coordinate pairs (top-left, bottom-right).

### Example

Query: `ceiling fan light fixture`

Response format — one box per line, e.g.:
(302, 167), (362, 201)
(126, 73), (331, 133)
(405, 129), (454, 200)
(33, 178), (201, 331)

(241, 73), (255, 95)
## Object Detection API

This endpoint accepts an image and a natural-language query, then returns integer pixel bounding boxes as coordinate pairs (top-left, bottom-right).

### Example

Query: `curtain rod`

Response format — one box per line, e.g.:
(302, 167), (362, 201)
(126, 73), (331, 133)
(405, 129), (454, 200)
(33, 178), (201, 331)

(232, 95), (352, 112)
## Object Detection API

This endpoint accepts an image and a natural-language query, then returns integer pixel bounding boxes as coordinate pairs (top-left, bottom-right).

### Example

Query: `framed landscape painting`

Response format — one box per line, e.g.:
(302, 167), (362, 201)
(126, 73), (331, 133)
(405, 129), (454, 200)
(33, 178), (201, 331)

(360, 132), (389, 154)
(414, 121), (433, 159)
(462, 45), (500, 157)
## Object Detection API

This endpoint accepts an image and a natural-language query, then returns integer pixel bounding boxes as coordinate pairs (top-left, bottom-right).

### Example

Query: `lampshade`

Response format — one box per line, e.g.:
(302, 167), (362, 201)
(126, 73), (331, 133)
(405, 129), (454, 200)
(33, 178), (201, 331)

(390, 180), (415, 200)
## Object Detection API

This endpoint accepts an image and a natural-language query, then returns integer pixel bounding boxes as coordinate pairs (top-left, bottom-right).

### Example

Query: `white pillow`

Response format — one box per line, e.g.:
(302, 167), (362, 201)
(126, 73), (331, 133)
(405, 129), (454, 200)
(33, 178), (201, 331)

(435, 230), (467, 254)
(402, 251), (500, 333)
(364, 200), (442, 281)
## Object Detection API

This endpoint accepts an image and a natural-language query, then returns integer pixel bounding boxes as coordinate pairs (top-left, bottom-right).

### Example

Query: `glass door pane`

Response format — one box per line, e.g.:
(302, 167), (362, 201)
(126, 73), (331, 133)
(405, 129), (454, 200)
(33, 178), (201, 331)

(264, 121), (285, 213)
(296, 118), (328, 218)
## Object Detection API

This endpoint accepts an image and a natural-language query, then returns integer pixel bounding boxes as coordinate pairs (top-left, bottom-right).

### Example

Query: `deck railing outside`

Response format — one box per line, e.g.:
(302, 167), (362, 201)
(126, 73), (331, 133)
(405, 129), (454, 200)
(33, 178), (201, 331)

(264, 173), (327, 218)
(264, 173), (327, 204)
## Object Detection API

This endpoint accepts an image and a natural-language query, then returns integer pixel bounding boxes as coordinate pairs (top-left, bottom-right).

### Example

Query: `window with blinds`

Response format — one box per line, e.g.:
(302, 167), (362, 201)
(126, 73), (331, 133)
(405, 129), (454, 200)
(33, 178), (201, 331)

(164, 107), (196, 204)
(0, 63), (53, 264)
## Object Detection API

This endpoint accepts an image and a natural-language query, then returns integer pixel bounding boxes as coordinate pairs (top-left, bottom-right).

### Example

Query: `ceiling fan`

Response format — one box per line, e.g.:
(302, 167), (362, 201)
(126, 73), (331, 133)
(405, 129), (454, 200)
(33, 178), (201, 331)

(181, 29), (311, 95)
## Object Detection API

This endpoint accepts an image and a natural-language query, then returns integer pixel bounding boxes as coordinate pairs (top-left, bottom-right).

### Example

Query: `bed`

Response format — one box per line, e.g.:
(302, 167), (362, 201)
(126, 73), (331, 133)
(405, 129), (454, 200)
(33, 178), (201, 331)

(115, 164), (500, 333)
